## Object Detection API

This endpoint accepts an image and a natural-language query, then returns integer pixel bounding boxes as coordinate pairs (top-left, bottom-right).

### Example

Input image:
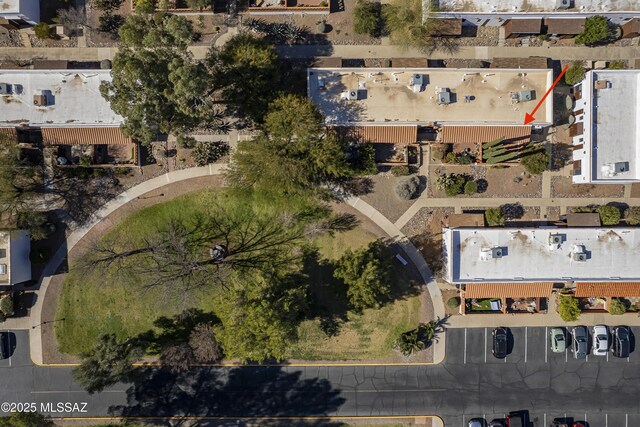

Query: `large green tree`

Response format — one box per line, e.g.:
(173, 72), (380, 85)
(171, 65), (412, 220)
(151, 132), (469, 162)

(206, 33), (280, 125)
(0, 412), (55, 427)
(227, 95), (361, 199)
(333, 241), (392, 312)
(101, 13), (221, 144)
(214, 270), (308, 362)
(72, 334), (143, 394)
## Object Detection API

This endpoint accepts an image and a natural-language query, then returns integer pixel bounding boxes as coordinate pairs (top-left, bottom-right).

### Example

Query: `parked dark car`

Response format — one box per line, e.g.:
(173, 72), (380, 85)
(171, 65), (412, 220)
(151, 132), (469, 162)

(612, 326), (631, 358)
(571, 326), (588, 359)
(492, 327), (508, 359)
(0, 332), (6, 359)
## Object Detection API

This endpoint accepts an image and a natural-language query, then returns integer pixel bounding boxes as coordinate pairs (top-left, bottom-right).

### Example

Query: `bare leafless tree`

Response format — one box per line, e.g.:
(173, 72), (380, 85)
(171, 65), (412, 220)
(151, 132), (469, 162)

(160, 343), (194, 373)
(57, 6), (91, 33)
(82, 207), (308, 306)
(189, 323), (222, 363)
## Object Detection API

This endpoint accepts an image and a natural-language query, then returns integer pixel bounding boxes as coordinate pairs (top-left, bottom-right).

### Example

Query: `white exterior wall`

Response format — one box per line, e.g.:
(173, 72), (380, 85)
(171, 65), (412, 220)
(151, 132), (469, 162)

(436, 13), (638, 26)
(0, 0), (39, 25)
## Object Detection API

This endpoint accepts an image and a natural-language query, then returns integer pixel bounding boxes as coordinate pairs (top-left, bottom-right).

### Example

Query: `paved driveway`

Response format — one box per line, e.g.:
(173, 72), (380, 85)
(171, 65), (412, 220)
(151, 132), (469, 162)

(1, 328), (640, 426)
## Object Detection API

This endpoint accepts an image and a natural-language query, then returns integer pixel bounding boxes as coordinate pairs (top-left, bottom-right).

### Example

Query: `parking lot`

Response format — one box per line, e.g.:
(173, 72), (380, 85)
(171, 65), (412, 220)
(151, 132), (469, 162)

(445, 326), (640, 427)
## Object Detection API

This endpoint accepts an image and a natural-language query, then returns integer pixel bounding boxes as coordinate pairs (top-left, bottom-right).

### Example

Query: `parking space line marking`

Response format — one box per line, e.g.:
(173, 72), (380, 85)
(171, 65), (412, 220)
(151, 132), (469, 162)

(585, 413), (587, 424)
(545, 327), (548, 363)
(607, 351), (609, 362)
(462, 414), (465, 427)
(606, 413), (608, 427)
(7, 330), (11, 368)
(464, 328), (467, 365)
(626, 413), (628, 427)
(544, 414), (546, 426)
(525, 326), (528, 363)
(484, 328), (487, 363)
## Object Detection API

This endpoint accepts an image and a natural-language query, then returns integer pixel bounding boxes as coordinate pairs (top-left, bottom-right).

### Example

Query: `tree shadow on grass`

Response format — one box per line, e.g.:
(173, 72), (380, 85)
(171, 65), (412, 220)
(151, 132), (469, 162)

(300, 239), (423, 337)
(108, 366), (346, 422)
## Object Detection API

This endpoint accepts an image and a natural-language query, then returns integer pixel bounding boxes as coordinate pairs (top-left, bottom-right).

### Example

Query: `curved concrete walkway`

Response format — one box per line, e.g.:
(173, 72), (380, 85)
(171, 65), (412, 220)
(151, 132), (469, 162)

(29, 164), (445, 364)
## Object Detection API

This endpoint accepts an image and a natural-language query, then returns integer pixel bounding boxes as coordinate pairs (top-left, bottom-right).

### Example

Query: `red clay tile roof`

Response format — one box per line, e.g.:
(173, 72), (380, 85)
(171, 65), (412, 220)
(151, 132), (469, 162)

(545, 18), (585, 35)
(575, 282), (640, 297)
(0, 127), (17, 141)
(505, 18), (542, 36)
(41, 127), (133, 145)
(464, 283), (553, 298)
(441, 125), (531, 144)
(342, 126), (418, 144)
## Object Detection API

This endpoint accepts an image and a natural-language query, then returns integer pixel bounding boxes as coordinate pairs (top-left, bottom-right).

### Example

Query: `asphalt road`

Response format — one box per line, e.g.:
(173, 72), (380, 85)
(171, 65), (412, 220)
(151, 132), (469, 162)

(1, 328), (640, 425)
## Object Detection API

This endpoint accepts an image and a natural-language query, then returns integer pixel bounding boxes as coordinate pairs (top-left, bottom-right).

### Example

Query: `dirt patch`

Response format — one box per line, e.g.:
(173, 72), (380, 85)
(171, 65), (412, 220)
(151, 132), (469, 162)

(442, 289), (461, 317)
(631, 184), (640, 198)
(359, 173), (421, 223)
(401, 207), (454, 237)
(547, 206), (561, 222)
(551, 176), (625, 198)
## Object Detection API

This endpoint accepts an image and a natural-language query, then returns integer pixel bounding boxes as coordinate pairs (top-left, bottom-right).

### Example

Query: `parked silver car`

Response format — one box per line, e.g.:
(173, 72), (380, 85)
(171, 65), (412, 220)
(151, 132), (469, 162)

(571, 326), (588, 359)
(592, 325), (609, 356)
(550, 327), (566, 353)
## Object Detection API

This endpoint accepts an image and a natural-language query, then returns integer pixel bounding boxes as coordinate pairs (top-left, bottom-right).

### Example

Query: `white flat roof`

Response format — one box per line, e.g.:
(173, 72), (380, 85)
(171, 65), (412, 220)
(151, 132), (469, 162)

(437, 0), (639, 12)
(0, 70), (123, 127)
(308, 68), (553, 125)
(583, 70), (640, 182)
(0, 0), (20, 13)
(444, 227), (640, 283)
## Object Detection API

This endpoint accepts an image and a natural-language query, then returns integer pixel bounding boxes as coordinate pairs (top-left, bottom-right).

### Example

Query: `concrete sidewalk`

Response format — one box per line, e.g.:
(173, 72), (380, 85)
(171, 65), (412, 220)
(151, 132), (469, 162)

(2, 42), (640, 62)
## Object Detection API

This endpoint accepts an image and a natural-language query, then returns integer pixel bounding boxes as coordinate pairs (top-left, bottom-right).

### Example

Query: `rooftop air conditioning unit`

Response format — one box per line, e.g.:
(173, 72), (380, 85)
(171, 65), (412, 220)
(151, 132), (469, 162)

(480, 247), (504, 261)
(548, 234), (563, 250)
(411, 74), (425, 93)
(0, 83), (12, 95)
(33, 94), (47, 106)
(437, 88), (452, 105)
(518, 90), (534, 102)
(348, 90), (358, 100)
(601, 161), (629, 177)
(556, 0), (570, 9)
(571, 244), (587, 262)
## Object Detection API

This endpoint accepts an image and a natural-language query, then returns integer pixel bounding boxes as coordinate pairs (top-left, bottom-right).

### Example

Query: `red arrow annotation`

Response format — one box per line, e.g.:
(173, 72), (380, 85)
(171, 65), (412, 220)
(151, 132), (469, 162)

(523, 65), (569, 125)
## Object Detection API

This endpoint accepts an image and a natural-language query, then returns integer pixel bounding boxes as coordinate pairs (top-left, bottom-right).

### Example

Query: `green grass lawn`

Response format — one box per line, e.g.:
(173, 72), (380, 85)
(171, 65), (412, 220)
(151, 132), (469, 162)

(56, 189), (421, 360)
(468, 298), (500, 312)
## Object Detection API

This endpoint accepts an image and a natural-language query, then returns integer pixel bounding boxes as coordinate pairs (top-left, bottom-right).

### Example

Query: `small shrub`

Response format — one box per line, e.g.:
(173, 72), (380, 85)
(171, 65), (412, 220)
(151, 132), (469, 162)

(192, 141), (229, 166)
(91, 0), (124, 11)
(500, 203), (524, 220)
(396, 176), (420, 200)
(34, 22), (53, 39)
(565, 61), (586, 85)
(624, 207), (640, 225)
(575, 15), (611, 46)
(353, 0), (382, 37)
(596, 205), (621, 225)
(557, 295), (580, 322)
(521, 150), (549, 175)
(447, 297), (461, 308)
(437, 173), (466, 197)
(609, 298), (627, 315)
(607, 60), (626, 70)
(113, 167), (130, 175)
(100, 59), (112, 69)
(463, 180), (477, 195)
(390, 165), (411, 177)
(79, 154), (92, 166)
(485, 208), (504, 226)
(176, 134), (197, 149)
(0, 295), (13, 316)
(444, 152), (457, 164)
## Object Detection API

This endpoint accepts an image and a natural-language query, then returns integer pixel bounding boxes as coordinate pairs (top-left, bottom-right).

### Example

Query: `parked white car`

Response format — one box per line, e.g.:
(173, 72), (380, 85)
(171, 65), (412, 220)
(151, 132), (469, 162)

(592, 325), (609, 356)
